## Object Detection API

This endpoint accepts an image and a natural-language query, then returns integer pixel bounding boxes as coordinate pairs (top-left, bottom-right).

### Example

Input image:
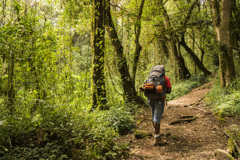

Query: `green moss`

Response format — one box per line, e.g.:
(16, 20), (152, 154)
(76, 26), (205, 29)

(134, 130), (152, 139)
(227, 138), (237, 158)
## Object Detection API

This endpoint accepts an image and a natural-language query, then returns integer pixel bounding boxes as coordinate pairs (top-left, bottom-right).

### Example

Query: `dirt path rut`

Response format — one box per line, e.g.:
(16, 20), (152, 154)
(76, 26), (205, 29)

(126, 83), (229, 160)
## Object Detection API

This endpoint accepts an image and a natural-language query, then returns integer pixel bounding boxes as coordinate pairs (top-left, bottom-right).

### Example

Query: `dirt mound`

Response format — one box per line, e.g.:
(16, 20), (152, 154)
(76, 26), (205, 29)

(124, 83), (233, 160)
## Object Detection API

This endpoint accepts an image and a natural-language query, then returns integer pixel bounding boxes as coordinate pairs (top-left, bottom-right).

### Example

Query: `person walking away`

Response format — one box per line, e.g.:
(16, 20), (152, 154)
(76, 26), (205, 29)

(140, 65), (171, 146)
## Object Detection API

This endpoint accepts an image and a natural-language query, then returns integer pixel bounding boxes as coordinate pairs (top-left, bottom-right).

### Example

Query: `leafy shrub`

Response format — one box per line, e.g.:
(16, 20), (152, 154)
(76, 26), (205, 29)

(0, 102), (129, 160)
(96, 104), (135, 135)
(205, 77), (240, 117)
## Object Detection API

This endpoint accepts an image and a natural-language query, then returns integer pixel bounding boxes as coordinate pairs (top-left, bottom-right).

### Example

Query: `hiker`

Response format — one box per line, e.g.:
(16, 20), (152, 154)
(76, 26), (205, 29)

(140, 65), (171, 146)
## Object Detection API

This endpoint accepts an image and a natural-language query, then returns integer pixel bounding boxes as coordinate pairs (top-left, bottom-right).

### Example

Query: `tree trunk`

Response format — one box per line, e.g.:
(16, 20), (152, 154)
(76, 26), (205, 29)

(159, 0), (191, 81)
(212, 0), (235, 87)
(105, 0), (145, 104)
(179, 0), (210, 76)
(180, 35), (211, 76)
(132, 0), (145, 86)
(175, 39), (191, 80)
(91, 0), (107, 109)
(231, 0), (240, 50)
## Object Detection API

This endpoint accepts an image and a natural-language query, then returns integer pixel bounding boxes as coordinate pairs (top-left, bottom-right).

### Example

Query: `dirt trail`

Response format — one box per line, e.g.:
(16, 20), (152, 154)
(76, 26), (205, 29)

(126, 83), (229, 160)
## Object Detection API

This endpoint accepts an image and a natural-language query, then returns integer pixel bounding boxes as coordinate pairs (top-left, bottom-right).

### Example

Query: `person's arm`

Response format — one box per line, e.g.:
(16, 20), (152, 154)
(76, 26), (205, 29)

(165, 76), (171, 94)
(166, 87), (171, 94)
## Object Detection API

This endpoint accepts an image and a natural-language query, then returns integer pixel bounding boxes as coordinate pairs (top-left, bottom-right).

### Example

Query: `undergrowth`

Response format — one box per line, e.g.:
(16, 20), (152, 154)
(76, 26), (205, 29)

(95, 104), (136, 136)
(167, 73), (209, 101)
(0, 102), (136, 160)
(205, 77), (240, 118)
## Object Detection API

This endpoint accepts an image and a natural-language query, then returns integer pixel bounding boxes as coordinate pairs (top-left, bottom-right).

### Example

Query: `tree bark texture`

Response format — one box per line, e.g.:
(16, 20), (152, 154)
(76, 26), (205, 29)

(179, 0), (211, 76)
(180, 36), (211, 76)
(212, 0), (235, 87)
(159, 0), (191, 81)
(91, 0), (107, 109)
(105, 0), (145, 104)
(132, 0), (145, 86)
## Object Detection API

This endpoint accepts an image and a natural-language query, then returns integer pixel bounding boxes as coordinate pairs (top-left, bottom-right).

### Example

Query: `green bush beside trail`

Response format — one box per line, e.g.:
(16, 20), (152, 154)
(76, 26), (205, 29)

(0, 103), (134, 160)
(205, 77), (240, 117)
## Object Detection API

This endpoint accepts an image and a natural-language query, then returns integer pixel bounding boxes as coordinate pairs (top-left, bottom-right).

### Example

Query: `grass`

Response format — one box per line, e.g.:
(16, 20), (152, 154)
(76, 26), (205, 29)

(205, 77), (240, 118)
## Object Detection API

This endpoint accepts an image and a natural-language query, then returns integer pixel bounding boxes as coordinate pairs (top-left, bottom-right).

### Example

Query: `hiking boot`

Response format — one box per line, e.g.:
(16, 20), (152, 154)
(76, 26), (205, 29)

(153, 134), (161, 146)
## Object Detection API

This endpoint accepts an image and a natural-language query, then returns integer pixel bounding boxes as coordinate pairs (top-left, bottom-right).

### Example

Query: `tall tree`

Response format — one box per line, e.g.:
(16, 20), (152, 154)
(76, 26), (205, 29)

(212, 0), (236, 87)
(179, 0), (211, 76)
(91, 0), (107, 109)
(105, 0), (145, 104)
(179, 36), (211, 76)
(159, 0), (191, 81)
(132, 0), (145, 86)
(231, 0), (240, 52)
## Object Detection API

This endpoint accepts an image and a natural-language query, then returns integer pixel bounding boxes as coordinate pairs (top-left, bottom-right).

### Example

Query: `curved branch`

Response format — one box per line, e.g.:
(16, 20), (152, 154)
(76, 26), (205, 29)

(179, 36), (211, 76)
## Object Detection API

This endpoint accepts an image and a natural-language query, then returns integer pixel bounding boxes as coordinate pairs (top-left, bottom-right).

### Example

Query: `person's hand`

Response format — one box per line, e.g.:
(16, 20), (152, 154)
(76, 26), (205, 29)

(166, 87), (171, 94)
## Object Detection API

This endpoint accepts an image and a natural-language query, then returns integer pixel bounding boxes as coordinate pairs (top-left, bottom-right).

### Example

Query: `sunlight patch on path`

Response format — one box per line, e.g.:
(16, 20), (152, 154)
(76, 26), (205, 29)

(167, 84), (211, 107)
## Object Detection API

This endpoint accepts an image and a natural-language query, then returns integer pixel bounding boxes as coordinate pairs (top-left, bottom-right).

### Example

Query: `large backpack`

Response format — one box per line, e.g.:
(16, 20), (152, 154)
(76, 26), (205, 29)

(141, 65), (166, 100)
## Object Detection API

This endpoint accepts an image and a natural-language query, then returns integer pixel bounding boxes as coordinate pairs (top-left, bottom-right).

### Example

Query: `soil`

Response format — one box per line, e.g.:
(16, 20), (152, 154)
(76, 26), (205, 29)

(124, 83), (240, 160)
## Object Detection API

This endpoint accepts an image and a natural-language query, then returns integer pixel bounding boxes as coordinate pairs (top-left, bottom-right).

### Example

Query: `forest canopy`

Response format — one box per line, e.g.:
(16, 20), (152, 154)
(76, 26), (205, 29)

(0, 0), (240, 159)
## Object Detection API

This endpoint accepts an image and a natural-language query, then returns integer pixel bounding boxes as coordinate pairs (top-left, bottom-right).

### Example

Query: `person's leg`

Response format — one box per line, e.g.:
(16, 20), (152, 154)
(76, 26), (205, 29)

(154, 122), (160, 135)
(148, 100), (155, 135)
(148, 100), (155, 120)
(153, 99), (165, 125)
(153, 99), (165, 146)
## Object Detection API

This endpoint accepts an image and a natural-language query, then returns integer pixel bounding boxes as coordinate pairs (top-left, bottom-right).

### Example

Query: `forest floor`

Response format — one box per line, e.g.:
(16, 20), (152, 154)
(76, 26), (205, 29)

(123, 83), (240, 160)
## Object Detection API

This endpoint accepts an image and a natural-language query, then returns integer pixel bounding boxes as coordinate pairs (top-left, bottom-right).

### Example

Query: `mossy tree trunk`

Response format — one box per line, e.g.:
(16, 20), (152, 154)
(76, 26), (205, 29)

(159, 0), (191, 81)
(179, 0), (211, 76)
(91, 0), (107, 109)
(212, 0), (236, 87)
(105, 0), (145, 104)
(132, 0), (145, 87)
(180, 35), (211, 76)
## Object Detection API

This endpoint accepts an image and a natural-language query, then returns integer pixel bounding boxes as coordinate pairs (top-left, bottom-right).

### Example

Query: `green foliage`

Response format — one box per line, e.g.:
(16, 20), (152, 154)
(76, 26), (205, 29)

(0, 103), (129, 160)
(205, 77), (240, 117)
(0, 1), (128, 159)
(0, 106), (72, 159)
(167, 73), (209, 101)
(96, 104), (136, 135)
(1, 0), (239, 159)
